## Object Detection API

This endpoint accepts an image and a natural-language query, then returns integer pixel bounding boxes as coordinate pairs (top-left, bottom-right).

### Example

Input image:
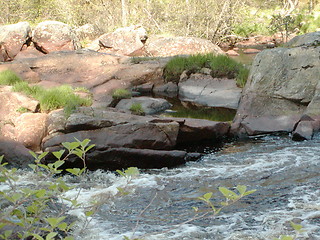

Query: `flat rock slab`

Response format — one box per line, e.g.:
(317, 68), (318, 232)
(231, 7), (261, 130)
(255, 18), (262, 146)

(115, 96), (172, 115)
(178, 73), (242, 110)
(43, 121), (180, 151)
(241, 115), (301, 135)
(82, 148), (192, 170)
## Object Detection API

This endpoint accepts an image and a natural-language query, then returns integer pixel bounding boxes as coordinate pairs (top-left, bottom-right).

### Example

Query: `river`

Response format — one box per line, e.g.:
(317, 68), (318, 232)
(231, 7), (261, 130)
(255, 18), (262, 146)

(48, 133), (319, 240)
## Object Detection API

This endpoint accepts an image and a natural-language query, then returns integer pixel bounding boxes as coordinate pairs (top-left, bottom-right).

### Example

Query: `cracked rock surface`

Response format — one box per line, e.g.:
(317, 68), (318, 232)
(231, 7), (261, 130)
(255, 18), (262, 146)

(232, 31), (320, 139)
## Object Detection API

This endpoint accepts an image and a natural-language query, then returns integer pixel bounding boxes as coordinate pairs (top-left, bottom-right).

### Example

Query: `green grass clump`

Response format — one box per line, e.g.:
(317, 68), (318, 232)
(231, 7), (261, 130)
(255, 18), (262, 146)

(11, 81), (92, 115)
(163, 54), (249, 87)
(0, 70), (23, 86)
(129, 103), (145, 115)
(163, 54), (211, 83)
(112, 88), (132, 100)
(35, 85), (92, 115)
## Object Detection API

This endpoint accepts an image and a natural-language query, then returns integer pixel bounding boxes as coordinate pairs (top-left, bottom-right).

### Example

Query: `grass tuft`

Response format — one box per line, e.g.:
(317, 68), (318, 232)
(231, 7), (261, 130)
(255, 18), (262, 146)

(7, 74), (93, 116)
(0, 70), (23, 86)
(129, 103), (145, 115)
(112, 88), (132, 100)
(163, 54), (249, 87)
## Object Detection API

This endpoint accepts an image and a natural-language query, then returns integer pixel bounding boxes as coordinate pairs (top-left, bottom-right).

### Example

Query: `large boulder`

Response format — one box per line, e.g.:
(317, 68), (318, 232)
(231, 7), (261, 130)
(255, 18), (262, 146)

(0, 136), (34, 167)
(115, 97), (172, 115)
(0, 86), (39, 123)
(0, 63), (41, 83)
(178, 73), (242, 110)
(285, 31), (320, 47)
(145, 36), (224, 57)
(42, 107), (229, 169)
(153, 117), (230, 144)
(98, 25), (147, 55)
(32, 21), (81, 53)
(153, 82), (178, 97)
(0, 22), (31, 61)
(4, 50), (165, 102)
(14, 113), (48, 151)
(44, 121), (180, 151)
(75, 24), (101, 42)
(60, 148), (194, 170)
(232, 32), (320, 138)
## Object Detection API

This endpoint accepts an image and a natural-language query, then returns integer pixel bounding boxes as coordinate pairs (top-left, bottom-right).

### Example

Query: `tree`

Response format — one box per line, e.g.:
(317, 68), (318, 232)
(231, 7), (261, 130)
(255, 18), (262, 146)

(121, 0), (128, 26)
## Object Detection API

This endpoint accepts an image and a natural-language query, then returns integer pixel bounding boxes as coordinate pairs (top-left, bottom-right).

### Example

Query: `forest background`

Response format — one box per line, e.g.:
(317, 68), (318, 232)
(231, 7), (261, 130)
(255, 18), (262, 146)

(1, 0), (319, 44)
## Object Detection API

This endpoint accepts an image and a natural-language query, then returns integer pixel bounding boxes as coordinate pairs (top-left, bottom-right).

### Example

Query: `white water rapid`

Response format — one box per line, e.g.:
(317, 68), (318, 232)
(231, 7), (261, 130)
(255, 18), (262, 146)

(6, 134), (320, 240)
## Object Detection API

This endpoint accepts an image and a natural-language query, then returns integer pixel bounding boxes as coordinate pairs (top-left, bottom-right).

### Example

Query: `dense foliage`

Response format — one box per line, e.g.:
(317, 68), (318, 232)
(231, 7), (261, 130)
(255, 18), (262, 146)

(0, 0), (318, 43)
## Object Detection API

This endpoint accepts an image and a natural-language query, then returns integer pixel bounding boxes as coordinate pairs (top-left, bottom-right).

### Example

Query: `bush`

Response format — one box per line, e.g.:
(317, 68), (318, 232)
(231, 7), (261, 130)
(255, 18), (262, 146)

(0, 139), (96, 240)
(0, 70), (23, 86)
(112, 88), (132, 100)
(163, 54), (249, 87)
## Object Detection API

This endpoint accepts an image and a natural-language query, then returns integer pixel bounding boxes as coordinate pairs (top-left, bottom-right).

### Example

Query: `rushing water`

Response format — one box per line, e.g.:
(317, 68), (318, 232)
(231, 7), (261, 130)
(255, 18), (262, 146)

(59, 134), (319, 240)
(8, 134), (320, 239)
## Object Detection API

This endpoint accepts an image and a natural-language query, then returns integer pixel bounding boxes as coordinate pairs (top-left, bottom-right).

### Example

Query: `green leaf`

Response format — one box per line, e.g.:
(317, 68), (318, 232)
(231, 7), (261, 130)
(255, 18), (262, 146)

(85, 144), (95, 152)
(72, 149), (83, 158)
(53, 160), (65, 169)
(192, 207), (199, 212)
(32, 233), (44, 240)
(290, 221), (303, 232)
(66, 168), (81, 176)
(11, 192), (23, 203)
(52, 150), (65, 160)
(38, 152), (48, 161)
(4, 230), (12, 238)
(116, 170), (126, 177)
(0, 223), (6, 229)
(36, 189), (47, 198)
(80, 138), (90, 148)
(243, 189), (257, 196)
(236, 185), (247, 195)
(37, 164), (49, 170)
(28, 164), (37, 171)
(219, 187), (239, 201)
(85, 210), (94, 217)
(45, 232), (58, 240)
(124, 167), (140, 177)
(29, 151), (38, 159)
(279, 236), (294, 240)
(69, 141), (81, 150)
(220, 201), (229, 206)
(58, 222), (68, 230)
(198, 192), (213, 203)
(203, 192), (213, 201)
(45, 217), (66, 228)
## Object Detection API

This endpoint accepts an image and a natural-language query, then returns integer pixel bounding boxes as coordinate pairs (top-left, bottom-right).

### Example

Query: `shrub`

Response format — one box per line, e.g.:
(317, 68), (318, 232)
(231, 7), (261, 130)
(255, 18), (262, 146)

(0, 139), (96, 240)
(112, 88), (132, 100)
(163, 54), (249, 87)
(129, 103), (144, 115)
(0, 70), (23, 86)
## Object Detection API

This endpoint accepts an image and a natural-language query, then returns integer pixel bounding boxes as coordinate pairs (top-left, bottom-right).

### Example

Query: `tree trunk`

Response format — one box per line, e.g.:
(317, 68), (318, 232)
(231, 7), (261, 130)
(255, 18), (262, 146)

(121, 0), (128, 27)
